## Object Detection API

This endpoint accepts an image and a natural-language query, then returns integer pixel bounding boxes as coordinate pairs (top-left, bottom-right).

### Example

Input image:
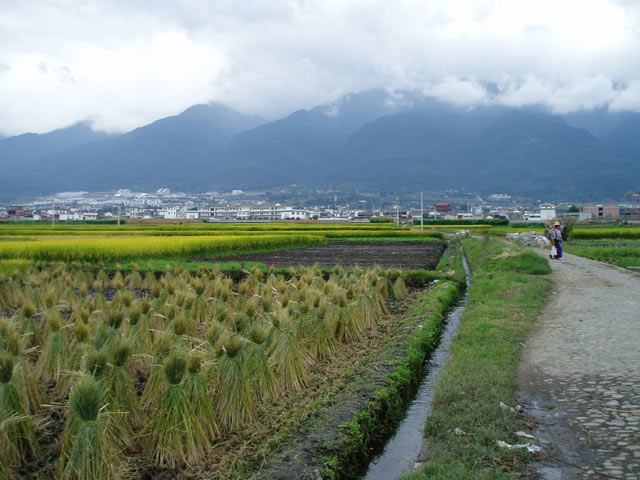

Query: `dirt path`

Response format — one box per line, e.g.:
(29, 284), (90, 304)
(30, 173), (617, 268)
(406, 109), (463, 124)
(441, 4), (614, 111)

(519, 253), (640, 479)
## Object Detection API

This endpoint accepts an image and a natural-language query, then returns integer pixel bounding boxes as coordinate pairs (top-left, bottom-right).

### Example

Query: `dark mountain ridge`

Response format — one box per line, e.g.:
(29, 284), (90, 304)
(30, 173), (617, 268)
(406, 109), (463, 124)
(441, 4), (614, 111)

(1, 91), (639, 201)
(1, 103), (264, 194)
(0, 121), (110, 177)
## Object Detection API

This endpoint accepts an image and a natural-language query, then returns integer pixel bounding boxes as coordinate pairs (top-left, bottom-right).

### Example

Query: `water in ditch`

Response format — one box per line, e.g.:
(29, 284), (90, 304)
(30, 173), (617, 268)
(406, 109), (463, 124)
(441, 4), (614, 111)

(362, 248), (472, 480)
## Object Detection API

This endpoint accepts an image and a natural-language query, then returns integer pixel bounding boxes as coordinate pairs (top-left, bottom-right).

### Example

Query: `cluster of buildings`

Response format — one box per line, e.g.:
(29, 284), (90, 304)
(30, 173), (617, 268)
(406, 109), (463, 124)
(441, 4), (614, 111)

(3, 203), (318, 222)
(2, 189), (638, 223)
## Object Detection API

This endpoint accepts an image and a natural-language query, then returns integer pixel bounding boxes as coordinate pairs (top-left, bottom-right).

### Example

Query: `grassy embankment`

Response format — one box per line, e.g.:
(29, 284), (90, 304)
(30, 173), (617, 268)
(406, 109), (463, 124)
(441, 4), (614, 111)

(402, 236), (552, 480)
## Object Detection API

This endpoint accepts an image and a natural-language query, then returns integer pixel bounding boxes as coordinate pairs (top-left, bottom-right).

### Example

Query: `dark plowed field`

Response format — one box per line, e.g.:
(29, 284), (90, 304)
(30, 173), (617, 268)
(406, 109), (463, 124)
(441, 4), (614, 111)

(214, 241), (446, 270)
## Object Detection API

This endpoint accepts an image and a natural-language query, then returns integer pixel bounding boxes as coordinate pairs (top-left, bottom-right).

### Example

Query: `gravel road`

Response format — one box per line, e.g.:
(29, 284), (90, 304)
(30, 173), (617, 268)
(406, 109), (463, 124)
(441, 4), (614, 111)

(519, 252), (640, 479)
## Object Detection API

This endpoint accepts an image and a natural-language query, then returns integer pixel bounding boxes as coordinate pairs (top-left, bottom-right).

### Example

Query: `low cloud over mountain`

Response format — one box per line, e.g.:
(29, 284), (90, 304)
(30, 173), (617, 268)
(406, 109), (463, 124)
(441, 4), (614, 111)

(1, 90), (638, 201)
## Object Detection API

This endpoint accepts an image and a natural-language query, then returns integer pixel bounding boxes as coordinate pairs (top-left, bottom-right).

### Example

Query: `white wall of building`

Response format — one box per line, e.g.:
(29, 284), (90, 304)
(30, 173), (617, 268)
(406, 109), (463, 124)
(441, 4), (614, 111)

(540, 207), (557, 221)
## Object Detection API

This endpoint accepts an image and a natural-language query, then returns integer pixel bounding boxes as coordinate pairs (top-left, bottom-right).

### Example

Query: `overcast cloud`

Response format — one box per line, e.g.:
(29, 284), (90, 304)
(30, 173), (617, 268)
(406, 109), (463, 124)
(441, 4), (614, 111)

(1, 0), (639, 135)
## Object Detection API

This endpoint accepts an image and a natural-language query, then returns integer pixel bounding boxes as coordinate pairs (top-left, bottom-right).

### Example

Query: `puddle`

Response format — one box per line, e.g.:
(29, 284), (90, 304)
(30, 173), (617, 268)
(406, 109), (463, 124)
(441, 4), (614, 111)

(362, 247), (472, 480)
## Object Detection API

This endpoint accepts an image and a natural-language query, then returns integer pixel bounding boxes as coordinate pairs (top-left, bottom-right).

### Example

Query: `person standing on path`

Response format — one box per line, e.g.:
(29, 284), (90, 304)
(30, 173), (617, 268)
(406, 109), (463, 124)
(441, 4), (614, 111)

(551, 221), (563, 259)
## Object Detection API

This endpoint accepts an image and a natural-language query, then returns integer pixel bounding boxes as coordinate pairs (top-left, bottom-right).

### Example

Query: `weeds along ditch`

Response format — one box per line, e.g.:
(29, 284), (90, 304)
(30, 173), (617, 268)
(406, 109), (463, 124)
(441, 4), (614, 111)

(0, 239), (457, 479)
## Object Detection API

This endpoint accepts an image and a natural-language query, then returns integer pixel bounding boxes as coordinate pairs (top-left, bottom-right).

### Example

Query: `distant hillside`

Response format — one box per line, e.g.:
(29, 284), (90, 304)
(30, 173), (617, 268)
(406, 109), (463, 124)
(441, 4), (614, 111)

(210, 89), (408, 189)
(463, 111), (636, 199)
(330, 108), (638, 199)
(2, 91), (639, 201)
(1, 103), (264, 195)
(602, 113), (640, 163)
(0, 122), (110, 178)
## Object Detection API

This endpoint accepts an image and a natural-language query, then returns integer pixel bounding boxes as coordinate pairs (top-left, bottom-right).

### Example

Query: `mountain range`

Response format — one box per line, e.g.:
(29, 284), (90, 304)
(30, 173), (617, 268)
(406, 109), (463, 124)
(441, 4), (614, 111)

(1, 89), (639, 201)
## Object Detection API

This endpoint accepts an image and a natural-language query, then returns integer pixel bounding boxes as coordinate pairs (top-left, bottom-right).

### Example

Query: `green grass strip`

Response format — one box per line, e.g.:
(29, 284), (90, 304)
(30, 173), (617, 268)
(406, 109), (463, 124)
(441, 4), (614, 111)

(402, 237), (551, 480)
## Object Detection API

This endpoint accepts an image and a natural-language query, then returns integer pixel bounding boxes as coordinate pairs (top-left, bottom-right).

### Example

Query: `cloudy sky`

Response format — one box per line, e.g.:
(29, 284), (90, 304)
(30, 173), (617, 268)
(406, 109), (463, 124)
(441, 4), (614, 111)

(1, 0), (639, 136)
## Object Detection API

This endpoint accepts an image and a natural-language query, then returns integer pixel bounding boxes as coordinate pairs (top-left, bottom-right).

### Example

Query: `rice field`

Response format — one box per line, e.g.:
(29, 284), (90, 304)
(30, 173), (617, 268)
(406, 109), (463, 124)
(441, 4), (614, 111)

(0, 259), (433, 478)
(0, 234), (324, 262)
(560, 227), (640, 267)
(0, 221), (453, 478)
(563, 244), (640, 267)
(0, 222), (406, 236)
(0, 223), (443, 264)
(570, 227), (640, 240)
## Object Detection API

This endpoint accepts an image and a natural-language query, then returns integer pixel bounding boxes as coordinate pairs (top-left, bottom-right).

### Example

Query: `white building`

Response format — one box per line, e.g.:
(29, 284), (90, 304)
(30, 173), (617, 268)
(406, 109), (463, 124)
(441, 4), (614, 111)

(523, 211), (542, 221)
(198, 203), (299, 221)
(125, 207), (146, 219)
(185, 208), (199, 220)
(539, 204), (556, 221)
(158, 206), (187, 219)
(280, 207), (309, 220)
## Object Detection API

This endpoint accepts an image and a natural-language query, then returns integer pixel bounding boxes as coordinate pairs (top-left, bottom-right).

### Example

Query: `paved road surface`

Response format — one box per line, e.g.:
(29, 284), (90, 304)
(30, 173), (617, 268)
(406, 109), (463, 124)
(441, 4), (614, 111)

(519, 253), (640, 479)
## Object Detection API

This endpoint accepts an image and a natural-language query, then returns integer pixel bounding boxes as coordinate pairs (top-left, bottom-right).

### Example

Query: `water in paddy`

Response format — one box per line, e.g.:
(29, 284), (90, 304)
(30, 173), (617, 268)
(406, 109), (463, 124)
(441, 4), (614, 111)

(362, 248), (472, 480)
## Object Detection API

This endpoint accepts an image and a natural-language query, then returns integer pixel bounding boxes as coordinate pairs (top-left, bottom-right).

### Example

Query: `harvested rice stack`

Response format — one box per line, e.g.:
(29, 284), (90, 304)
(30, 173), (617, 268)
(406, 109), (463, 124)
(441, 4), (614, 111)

(146, 354), (211, 466)
(0, 261), (409, 474)
(0, 351), (35, 479)
(61, 376), (118, 480)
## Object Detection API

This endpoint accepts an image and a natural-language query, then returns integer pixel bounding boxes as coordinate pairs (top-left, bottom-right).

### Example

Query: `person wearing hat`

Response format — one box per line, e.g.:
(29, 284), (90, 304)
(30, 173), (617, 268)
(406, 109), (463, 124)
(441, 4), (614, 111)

(550, 221), (563, 259)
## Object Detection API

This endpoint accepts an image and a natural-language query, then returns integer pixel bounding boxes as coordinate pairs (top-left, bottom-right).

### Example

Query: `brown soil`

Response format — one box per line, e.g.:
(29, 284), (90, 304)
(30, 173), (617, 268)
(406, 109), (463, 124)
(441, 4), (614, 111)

(214, 241), (446, 270)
